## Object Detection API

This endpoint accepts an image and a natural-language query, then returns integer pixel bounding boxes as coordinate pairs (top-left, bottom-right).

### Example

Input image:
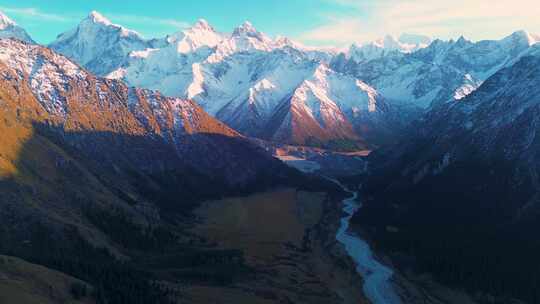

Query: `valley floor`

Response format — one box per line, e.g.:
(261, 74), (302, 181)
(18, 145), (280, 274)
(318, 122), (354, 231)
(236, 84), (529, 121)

(183, 188), (369, 304)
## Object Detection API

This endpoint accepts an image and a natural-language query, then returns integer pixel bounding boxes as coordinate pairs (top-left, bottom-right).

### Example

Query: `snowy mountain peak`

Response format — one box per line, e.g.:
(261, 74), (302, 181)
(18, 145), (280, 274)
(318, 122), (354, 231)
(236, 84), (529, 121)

(166, 18), (223, 53)
(274, 36), (294, 46)
(79, 11), (141, 38)
(273, 36), (314, 51)
(375, 35), (401, 49)
(233, 21), (258, 36)
(347, 33), (431, 63)
(504, 30), (540, 46)
(456, 35), (467, 42)
(530, 33), (540, 45)
(0, 11), (16, 30)
(192, 19), (214, 31)
(454, 35), (471, 47)
(0, 11), (35, 43)
(240, 21), (255, 30)
(49, 11), (148, 75)
(202, 20), (274, 58)
(368, 34), (430, 52)
(87, 10), (112, 25)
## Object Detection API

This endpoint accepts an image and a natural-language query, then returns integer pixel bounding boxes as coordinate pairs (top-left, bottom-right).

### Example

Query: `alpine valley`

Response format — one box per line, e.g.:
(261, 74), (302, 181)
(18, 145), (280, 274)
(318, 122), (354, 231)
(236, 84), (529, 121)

(1, 7), (540, 304)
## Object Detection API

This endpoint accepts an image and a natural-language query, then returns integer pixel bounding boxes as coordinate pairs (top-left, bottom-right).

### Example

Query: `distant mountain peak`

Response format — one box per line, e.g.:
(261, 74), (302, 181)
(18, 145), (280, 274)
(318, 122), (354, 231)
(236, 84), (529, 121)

(454, 35), (472, 47)
(87, 10), (111, 25)
(374, 35), (402, 49)
(192, 18), (213, 31)
(347, 33), (430, 63)
(350, 33), (431, 60)
(165, 18), (223, 53)
(233, 21), (258, 36)
(0, 10), (35, 43)
(504, 30), (540, 46)
(274, 36), (293, 45)
(240, 21), (255, 30)
(0, 11), (16, 30)
(273, 36), (314, 51)
(49, 11), (148, 75)
(79, 10), (141, 38)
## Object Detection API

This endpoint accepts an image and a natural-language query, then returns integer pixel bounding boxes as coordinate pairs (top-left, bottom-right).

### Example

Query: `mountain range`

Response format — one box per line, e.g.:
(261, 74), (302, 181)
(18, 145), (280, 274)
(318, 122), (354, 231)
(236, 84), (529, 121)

(2, 8), (540, 303)
(39, 11), (538, 149)
(332, 30), (540, 109)
(48, 12), (378, 149)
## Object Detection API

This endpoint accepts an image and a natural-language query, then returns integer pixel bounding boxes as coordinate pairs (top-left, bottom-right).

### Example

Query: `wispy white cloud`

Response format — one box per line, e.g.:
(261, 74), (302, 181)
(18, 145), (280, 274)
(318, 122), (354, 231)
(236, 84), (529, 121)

(0, 6), (75, 22)
(300, 0), (540, 46)
(0, 6), (190, 39)
(0, 6), (190, 31)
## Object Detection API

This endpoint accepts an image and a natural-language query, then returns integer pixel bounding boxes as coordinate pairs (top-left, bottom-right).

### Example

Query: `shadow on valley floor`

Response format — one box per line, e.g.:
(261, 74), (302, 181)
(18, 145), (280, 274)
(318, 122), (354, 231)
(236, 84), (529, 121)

(0, 121), (343, 304)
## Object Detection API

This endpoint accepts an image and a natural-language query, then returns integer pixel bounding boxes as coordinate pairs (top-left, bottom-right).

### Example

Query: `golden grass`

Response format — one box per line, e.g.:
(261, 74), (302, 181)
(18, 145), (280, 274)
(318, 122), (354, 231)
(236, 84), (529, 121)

(190, 189), (368, 304)
(0, 109), (33, 179)
(193, 189), (324, 263)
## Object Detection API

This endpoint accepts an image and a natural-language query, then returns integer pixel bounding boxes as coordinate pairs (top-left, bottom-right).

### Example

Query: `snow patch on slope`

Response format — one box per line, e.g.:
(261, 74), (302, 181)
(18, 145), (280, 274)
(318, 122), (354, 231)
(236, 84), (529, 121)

(0, 39), (85, 116)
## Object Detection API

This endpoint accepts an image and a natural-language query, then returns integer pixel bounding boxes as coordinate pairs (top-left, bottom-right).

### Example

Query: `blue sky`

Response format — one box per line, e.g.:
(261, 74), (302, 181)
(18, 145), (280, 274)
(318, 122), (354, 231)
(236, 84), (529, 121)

(1, 0), (539, 46)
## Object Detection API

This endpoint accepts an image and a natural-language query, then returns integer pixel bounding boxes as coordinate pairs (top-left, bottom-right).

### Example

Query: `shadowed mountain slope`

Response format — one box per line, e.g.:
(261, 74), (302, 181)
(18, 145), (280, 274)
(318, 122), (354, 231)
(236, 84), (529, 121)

(349, 49), (540, 303)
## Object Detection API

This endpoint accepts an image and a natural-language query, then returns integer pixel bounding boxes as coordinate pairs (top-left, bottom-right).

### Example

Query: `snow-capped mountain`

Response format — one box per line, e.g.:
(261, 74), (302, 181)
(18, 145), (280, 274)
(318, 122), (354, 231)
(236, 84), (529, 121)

(98, 16), (379, 148)
(404, 43), (540, 160)
(0, 11), (35, 43)
(346, 34), (432, 64)
(44, 11), (540, 149)
(105, 19), (224, 99)
(49, 12), (346, 147)
(193, 60), (386, 148)
(49, 11), (150, 76)
(332, 30), (539, 109)
(163, 19), (224, 53)
(214, 21), (274, 56)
